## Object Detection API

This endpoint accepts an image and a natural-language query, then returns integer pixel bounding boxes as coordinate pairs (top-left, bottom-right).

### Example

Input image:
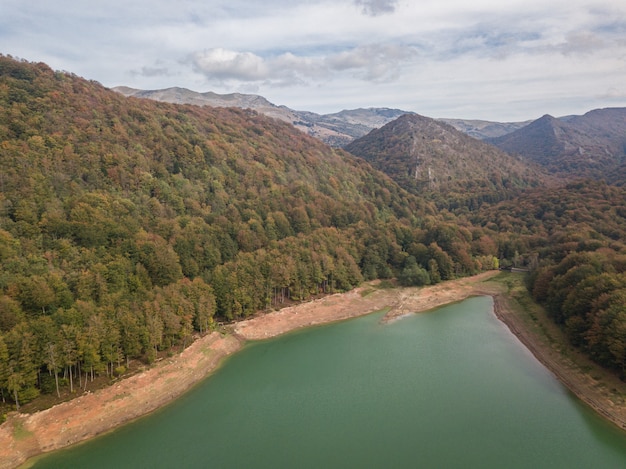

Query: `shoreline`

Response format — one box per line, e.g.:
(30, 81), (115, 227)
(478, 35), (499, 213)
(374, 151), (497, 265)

(2, 271), (626, 468)
(491, 292), (626, 432)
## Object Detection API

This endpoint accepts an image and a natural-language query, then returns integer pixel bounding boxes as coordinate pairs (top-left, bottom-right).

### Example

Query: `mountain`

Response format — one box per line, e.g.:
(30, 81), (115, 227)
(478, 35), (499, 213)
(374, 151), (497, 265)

(5, 55), (626, 426)
(439, 118), (531, 140)
(488, 108), (626, 179)
(344, 113), (546, 209)
(6, 55), (519, 410)
(114, 86), (409, 147)
(0, 56), (440, 304)
(6, 54), (626, 430)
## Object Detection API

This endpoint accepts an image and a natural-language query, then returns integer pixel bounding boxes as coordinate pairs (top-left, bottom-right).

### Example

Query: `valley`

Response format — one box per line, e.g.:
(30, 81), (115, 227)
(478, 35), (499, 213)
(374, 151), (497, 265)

(1, 54), (626, 467)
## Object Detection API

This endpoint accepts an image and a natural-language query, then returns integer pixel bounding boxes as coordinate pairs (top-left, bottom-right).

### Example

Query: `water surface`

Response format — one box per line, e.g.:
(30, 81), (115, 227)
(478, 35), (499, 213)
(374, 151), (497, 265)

(32, 296), (626, 468)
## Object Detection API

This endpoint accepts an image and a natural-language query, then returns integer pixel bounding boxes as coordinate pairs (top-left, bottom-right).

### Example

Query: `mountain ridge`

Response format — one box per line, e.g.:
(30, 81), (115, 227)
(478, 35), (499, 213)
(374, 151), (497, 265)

(488, 107), (626, 178)
(114, 86), (532, 145)
(438, 118), (532, 140)
(114, 86), (410, 147)
(344, 113), (547, 210)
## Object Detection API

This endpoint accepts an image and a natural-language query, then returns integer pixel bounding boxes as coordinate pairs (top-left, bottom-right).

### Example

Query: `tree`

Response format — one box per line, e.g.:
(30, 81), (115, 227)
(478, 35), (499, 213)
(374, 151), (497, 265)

(45, 341), (62, 398)
(399, 256), (430, 286)
(136, 232), (183, 287)
(0, 333), (9, 403)
(144, 302), (163, 363)
(16, 275), (56, 315)
(0, 295), (25, 332)
(7, 367), (25, 410)
(80, 324), (102, 386)
(59, 324), (79, 393)
(34, 317), (62, 397)
(428, 243), (454, 280)
(428, 259), (441, 284)
(117, 308), (144, 367)
(5, 324), (38, 409)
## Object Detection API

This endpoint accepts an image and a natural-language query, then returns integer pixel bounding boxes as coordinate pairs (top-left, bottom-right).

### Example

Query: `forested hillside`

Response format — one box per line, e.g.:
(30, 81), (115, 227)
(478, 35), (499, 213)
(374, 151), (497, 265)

(2, 55), (625, 416)
(467, 180), (626, 375)
(0, 56), (500, 410)
(344, 114), (546, 210)
(488, 108), (626, 179)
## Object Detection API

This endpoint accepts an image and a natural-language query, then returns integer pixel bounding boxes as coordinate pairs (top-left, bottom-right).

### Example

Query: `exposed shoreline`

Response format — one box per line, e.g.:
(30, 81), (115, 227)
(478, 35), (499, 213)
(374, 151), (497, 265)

(491, 291), (626, 432)
(2, 271), (625, 468)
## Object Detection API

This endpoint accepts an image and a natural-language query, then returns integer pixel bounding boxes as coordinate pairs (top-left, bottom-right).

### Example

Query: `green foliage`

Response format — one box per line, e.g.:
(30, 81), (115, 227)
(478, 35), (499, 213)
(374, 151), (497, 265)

(8, 54), (607, 407)
(471, 180), (626, 375)
(1, 56), (493, 402)
(1, 53), (624, 410)
(344, 114), (544, 210)
(398, 256), (430, 286)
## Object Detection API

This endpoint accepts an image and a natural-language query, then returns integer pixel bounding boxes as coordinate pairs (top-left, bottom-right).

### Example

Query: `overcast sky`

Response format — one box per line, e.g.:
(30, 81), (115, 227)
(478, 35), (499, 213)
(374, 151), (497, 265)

(3, 0), (626, 121)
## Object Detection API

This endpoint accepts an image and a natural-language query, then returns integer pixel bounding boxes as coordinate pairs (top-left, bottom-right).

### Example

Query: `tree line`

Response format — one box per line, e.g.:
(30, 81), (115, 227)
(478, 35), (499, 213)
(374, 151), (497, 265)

(468, 180), (626, 375)
(0, 56), (499, 411)
(3, 55), (625, 414)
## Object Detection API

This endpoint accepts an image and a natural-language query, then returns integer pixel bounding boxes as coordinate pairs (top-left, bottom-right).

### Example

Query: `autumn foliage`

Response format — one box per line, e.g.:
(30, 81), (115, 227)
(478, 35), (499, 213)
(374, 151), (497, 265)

(0, 56), (500, 409)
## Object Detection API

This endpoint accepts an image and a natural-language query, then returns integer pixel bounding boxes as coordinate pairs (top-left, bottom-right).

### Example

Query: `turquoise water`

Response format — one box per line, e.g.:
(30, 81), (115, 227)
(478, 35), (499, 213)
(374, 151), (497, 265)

(31, 297), (626, 468)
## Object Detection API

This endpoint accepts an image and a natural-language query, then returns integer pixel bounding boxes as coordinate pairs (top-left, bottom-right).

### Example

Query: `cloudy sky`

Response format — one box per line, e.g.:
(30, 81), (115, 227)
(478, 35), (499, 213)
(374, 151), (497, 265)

(3, 0), (626, 121)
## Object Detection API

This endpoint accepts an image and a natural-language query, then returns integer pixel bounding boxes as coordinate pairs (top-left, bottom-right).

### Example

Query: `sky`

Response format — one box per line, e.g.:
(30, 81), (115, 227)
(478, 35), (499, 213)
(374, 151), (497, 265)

(2, 0), (626, 121)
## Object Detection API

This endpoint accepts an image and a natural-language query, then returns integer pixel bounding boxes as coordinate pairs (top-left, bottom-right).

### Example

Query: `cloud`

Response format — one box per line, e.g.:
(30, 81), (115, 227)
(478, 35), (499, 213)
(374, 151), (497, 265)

(559, 31), (606, 55)
(597, 87), (626, 100)
(326, 44), (418, 81)
(354, 0), (399, 16)
(190, 44), (417, 86)
(132, 65), (171, 78)
(4, 0), (626, 120)
(191, 48), (270, 81)
(190, 48), (321, 86)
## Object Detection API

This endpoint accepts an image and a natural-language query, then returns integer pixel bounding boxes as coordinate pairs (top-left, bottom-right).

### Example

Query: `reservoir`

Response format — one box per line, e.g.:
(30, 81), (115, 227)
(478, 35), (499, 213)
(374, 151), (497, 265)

(31, 296), (626, 468)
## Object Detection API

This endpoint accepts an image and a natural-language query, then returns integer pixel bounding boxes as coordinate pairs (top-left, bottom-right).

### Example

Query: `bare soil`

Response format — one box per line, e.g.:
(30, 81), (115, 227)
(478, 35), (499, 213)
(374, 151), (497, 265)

(2, 270), (626, 468)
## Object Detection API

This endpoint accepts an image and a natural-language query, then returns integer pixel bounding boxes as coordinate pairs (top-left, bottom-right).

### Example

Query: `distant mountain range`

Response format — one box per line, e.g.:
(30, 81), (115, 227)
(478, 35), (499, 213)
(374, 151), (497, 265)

(487, 108), (626, 179)
(438, 118), (532, 140)
(113, 86), (409, 147)
(114, 86), (626, 182)
(344, 113), (545, 209)
(113, 86), (526, 145)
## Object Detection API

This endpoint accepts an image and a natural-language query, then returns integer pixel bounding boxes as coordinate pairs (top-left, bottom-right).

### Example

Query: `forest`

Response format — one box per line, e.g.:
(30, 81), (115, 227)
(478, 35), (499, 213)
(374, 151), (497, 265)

(0, 55), (625, 413)
(0, 56), (500, 411)
(472, 181), (626, 374)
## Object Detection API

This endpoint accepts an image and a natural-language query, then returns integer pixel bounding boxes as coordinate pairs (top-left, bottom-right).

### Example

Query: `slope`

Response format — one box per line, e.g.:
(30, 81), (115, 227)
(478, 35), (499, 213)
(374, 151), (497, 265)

(114, 86), (409, 147)
(345, 113), (547, 210)
(488, 108), (626, 179)
(0, 55), (502, 412)
(439, 118), (531, 140)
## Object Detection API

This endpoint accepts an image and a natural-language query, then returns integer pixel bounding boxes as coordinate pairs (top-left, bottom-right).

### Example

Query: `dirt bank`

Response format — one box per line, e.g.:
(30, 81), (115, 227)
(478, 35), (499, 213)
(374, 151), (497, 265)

(2, 270), (625, 468)
(233, 271), (501, 340)
(492, 291), (626, 432)
(1, 333), (242, 469)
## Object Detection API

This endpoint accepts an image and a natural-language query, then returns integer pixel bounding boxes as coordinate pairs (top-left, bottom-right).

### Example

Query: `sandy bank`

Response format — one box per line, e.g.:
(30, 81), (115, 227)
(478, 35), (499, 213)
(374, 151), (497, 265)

(1, 271), (499, 469)
(492, 293), (626, 432)
(1, 333), (242, 469)
(3, 270), (626, 468)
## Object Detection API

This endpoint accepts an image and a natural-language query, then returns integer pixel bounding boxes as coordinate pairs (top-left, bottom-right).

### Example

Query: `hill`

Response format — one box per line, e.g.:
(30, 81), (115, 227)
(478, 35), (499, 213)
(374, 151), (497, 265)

(466, 179), (626, 375)
(439, 118), (531, 140)
(114, 86), (409, 147)
(3, 55), (626, 424)
(488, 108), (626, 179)
(344, 113), (546, 210)
(1, 55), (500, 410)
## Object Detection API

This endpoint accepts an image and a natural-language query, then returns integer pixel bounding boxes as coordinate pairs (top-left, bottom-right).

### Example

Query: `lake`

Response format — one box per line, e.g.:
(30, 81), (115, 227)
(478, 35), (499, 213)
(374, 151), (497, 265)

(30, 296), (626, 468)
